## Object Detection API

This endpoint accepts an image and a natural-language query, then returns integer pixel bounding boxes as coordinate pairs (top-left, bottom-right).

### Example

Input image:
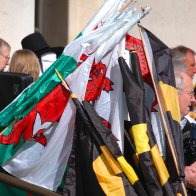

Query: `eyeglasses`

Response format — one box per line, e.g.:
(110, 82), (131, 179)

(0, 53), (10, 61)
(178, 89), (195, 99)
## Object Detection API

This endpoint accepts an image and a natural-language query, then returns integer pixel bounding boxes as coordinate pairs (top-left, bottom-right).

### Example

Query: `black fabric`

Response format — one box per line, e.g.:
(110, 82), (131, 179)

(118, 55), (164, 196)
(64, 98), (138, 196)
(64, 101), (104, 196)
(142, 26), (186, 195)
(142, 28), (176, 86)
(124, 120), (138, 159)
(0, 72), (33, 111)
(82, 100), (148, 196)
(146, 96), (175, 196)
(182, 119), (196, 166)
(119, 56), (146, 124)
(187, 188), (196, 196)
(83, 100), (122, 157)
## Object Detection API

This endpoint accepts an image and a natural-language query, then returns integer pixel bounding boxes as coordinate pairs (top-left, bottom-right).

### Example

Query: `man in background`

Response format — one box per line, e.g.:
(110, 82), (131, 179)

(171, 45), (196, 79)
(0, 38), (11, 71)
(175, 71), (196, 193)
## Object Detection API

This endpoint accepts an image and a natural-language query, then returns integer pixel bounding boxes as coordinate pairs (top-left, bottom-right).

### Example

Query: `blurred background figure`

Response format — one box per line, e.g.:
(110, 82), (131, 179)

(172, 46), (196, 115)
(21, 32), (64, 74)
(171, 45), (196, 79)
(0, 38), (11, 72)
(175, 71), (196, 194)
(9, 49), (40, 82)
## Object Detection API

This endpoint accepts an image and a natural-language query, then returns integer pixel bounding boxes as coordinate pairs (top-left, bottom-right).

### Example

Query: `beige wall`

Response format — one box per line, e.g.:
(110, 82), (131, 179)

(0, 0), (195, 55)
(0, 0), (35, 56)
(137, 0), (196, 50)
(39, 0), (68, 47)
(68, 0), (196, 51)
(68, 0), (103, 42)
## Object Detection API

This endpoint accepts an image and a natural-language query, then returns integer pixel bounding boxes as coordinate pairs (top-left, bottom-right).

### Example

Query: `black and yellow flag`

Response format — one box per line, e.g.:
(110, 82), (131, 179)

(140, 26), (186, 195)
(131, 51), (175, 196)
(64, 97), (146, 196)
(118, 53), (163, 196)
(83, 100), (148, 196)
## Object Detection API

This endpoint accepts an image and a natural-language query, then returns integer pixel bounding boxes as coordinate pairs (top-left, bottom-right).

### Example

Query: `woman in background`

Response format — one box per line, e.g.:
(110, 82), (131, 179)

(9, 49), (40, 82)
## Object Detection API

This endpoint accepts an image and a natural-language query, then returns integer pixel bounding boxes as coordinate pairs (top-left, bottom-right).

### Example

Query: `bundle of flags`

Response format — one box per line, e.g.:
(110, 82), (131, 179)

(0, 0), (187, 196)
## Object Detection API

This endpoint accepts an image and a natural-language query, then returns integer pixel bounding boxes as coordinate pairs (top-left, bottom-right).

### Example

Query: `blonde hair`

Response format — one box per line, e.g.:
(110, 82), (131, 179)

(9, 49), (40, 81)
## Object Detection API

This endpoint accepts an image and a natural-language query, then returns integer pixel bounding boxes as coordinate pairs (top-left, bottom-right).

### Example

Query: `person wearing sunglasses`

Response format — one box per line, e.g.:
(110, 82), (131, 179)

(0, 38), (11, 72)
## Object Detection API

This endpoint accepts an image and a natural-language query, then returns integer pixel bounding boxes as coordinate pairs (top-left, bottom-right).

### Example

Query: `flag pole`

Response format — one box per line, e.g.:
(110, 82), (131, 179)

(118, 0), (135, 13)
(0, 172), (62, 196)
(0, 120), (16, 135)
(138, 25), (187, 196)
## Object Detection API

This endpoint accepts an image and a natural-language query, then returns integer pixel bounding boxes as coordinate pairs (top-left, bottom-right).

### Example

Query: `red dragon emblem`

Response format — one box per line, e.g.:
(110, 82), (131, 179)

(0, 84), (70, 147)
(126, 34), (153, 87)
(77, 53), (88, 67)
(78, 53), (114, 130)
(85, 59), (113, 102)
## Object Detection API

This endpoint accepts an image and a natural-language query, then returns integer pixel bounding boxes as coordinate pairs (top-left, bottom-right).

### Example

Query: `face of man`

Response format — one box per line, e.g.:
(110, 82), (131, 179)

(178, 73), (195, 118)
(0, 44), (10, 71)
(183, 51), (196, 78)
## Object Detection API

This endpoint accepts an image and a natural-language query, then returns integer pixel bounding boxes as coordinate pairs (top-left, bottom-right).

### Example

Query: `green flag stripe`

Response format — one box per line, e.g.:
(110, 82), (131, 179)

(0, 55), (77, 126)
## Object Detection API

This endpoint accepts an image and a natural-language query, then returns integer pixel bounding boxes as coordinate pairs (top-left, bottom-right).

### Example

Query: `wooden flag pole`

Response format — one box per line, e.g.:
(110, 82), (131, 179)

(0, 172), (62, 196)
(139, 25), (187, 196)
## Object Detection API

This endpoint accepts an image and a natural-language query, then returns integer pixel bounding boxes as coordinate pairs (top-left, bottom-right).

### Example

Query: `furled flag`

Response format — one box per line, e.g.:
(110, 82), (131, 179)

(125, 34), (154, 110)
(127, 50), (175, 195)
(118, 53), (164, 196)
(84, 100), (148, 195)
(140, 26), (186, 195)
(125, 35), (175, 195)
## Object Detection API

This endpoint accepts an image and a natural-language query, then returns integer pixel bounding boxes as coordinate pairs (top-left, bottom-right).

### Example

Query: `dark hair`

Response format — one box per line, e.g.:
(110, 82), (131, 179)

(171, 45), (195, 60)
(171, 45), (195, 72)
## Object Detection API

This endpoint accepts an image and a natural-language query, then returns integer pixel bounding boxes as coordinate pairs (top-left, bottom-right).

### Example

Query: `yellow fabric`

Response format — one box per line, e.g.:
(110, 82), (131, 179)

(159, 81), (181, 123)
(100, 146), (122, 175)
(151, 145), (169, 186)
(70, 93), (77, 98)
(189, 112), (196, 120)
(93, 154), (126, 196)
(131, 123), (150, 154)
(117, 156), (139, 185)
